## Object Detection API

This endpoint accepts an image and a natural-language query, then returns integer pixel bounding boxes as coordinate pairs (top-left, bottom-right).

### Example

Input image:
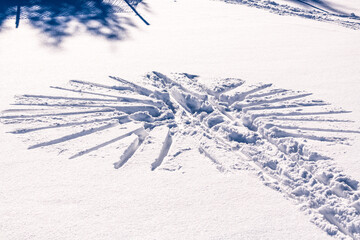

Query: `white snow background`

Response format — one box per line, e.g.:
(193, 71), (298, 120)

(0, 0), (360, 239)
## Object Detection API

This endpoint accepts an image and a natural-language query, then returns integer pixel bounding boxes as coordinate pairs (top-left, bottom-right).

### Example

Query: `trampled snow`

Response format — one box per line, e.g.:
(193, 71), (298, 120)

(0, 0), (360, 239)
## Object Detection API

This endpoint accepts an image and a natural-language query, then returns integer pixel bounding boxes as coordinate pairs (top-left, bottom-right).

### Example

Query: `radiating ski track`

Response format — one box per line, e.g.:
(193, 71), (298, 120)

(1, 72), (360, 239)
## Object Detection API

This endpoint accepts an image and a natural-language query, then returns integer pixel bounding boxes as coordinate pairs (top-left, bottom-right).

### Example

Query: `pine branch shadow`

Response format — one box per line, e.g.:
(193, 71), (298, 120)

(0, 0), (146, 46)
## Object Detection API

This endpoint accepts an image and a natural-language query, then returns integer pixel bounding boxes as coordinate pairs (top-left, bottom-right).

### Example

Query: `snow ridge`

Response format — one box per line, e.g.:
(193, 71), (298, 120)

(1, 72), (360, 239)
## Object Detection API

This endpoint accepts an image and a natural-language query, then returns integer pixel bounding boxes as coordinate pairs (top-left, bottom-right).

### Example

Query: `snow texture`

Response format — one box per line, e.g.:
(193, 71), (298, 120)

(221, 0), (360, 30)
(2, 72), (360, 239)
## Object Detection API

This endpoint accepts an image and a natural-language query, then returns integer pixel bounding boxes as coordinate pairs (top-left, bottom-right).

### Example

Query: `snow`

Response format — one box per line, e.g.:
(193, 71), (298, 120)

(1, 0), (360, 239)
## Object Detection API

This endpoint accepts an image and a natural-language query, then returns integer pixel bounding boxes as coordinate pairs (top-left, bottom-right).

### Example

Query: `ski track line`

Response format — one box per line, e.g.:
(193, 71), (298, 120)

(246, 88), (288, 99)
(0, 108), (116, 119)
(70, 126), (146, 159)
(70, 79), (133, 91)
(151, 129), (173, 171)
(109, 75), (153, 97)
(243, 102), (330, 112)
(1, 72), (360, 239)
(272, 125), (360, 134)
(20, 94), (163, 107)
(269, 117), (354, 123)
(12, 103), (161, 117)
(222, 83), (273, 105)
(221, 0), (360, 30)
(113, 134), (146, 169)
(9, 116), (125, 134)
(27, 121), (119, 149)
(234, 92), (313, 109)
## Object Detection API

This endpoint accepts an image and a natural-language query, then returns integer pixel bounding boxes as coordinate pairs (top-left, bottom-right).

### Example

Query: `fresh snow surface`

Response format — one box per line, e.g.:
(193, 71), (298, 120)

(1, 0), (360, 239)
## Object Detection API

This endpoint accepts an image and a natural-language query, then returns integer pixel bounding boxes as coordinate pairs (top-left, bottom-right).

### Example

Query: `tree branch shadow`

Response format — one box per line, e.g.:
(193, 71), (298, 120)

(0, 0), (147, 46)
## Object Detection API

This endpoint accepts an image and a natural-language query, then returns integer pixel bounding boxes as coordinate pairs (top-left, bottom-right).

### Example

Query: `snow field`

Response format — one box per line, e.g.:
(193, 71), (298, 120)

(1, 0), (360, 239)
(1, 72), (360, 238)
